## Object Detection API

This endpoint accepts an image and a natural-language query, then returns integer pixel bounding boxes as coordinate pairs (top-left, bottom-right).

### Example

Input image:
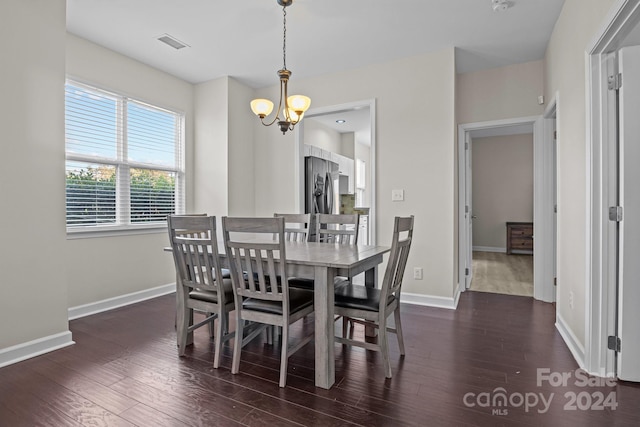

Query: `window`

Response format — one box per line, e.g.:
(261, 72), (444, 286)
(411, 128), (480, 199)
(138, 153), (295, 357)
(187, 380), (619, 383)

(65, 81), (185, 233)
(356, 158), (366, 206)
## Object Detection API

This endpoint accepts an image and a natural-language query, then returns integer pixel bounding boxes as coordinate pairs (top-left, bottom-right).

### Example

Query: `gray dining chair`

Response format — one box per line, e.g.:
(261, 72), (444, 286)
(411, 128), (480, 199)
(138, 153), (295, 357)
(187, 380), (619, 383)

(315, 213), (360, 244)
(167, 215), (235, 369)
(289, 213), (359, 291)
(222, 216), (315, 387)
(334, 215), (414, 378)
(274, 213), (311, 242)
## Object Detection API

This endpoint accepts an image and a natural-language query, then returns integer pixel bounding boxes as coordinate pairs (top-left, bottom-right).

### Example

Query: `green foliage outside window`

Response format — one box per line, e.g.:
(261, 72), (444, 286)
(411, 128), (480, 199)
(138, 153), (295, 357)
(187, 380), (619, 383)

(66, 167), (175, 227)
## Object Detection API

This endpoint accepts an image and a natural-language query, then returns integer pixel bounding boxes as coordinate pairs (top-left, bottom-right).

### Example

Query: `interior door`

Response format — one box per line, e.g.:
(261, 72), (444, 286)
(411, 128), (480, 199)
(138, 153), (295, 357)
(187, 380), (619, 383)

(465, 133), (473, 289)
(617, 45), (640, 381)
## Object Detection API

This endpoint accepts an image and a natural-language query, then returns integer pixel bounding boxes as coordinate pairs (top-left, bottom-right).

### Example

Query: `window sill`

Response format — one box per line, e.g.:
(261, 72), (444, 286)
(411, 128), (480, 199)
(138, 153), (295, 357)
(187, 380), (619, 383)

(66, 224), (167, 240)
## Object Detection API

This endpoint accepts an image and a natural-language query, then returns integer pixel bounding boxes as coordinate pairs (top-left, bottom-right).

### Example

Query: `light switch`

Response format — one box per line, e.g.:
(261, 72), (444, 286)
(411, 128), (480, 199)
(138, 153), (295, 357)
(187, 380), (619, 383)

(392, 189), (404, 201)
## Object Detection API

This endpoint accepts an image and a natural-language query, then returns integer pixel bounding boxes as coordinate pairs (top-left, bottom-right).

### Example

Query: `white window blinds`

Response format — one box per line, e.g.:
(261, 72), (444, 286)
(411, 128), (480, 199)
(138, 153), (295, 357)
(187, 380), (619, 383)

(65, 81), (185, 231)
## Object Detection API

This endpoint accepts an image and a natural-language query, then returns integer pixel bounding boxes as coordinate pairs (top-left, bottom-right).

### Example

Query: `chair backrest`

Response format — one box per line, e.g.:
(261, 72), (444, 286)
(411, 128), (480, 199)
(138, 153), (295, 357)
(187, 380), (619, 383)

(274, 213), (311, 242)
(168, 215), (225, 296)
(222, 217), (289, 306)
(380, 216), (414, 305)
(315, 213), (360, 245)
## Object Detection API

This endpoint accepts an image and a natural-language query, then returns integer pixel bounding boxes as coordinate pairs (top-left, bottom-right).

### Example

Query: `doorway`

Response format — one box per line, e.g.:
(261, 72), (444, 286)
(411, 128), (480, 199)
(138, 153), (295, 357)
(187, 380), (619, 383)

(294, 99), (377, 244)
(458, 115), (557, 303)
(468, 129), (535, 297)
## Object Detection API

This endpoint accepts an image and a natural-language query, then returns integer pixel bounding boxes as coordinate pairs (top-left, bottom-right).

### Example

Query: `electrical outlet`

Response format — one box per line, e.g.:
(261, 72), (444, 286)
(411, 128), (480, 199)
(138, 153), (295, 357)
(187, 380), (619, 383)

(413, 267), (423, 280)
(392, 189), (404, 201)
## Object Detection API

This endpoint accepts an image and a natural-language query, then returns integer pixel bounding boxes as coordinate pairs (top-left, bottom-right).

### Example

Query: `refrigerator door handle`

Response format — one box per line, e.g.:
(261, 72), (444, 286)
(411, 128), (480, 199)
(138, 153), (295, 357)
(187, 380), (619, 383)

(326, 172), (334, 214)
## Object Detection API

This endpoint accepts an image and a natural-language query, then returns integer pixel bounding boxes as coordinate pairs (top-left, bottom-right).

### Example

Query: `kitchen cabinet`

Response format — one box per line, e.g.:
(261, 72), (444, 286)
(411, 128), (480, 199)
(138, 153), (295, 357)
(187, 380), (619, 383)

(342, 157), (354, 193)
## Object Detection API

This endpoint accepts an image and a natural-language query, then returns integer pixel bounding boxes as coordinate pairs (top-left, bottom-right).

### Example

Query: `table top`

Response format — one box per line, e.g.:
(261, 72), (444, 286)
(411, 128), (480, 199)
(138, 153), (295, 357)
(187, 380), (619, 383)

(279, 242), (389, 268)
(165, 241), (390, 268)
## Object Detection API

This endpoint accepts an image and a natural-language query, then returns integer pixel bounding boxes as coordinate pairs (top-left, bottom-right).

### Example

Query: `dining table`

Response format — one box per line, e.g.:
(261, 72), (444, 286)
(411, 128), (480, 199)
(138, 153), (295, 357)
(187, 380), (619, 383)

(166, 240), (390, 389)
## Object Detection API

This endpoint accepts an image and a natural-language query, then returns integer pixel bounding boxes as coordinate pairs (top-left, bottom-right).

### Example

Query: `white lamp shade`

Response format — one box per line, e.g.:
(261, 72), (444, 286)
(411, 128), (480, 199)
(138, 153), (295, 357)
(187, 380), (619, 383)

(287, 95), (311, 113)
(284, 107), (304, 122)
(250, 98), (274, 117)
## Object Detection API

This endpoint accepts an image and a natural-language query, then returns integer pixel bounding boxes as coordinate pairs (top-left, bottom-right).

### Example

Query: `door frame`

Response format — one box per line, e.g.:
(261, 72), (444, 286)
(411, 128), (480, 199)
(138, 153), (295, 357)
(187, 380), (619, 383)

(457, 115), (556, 302)
(586, 0), (640, 377)
(540, 95), (559, 304)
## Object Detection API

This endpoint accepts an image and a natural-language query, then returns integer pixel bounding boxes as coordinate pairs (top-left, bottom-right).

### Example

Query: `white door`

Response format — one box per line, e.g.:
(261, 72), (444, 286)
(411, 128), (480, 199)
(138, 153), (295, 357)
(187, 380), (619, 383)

(617, 45), (640, 381)
(465, 133), (473, 289)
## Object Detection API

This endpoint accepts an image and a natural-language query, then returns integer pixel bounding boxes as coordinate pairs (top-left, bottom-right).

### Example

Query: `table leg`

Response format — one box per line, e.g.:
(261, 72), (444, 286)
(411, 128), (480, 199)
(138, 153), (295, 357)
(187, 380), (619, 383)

(314, 266), (336, 389)
(364, 266), (378, 337)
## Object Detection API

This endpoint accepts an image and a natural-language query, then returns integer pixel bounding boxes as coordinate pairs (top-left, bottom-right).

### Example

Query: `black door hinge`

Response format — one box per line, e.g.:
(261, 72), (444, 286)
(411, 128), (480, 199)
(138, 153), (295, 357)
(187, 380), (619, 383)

(608, 336), (621, 352)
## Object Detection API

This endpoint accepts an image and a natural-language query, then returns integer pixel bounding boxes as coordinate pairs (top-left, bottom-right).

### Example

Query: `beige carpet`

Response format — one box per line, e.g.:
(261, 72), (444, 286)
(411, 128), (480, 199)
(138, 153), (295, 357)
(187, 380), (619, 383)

(470, 251), (533, 297)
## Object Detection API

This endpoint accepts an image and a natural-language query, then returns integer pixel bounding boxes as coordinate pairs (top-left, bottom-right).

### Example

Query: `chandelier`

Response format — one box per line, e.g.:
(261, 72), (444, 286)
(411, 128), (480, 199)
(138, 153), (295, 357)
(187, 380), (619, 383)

(250, 0), (311, 135)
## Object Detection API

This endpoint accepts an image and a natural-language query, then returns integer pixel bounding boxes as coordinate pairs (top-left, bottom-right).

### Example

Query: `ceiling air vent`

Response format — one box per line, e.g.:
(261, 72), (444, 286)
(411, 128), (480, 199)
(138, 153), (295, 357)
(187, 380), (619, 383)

(157, 34), (189, 50)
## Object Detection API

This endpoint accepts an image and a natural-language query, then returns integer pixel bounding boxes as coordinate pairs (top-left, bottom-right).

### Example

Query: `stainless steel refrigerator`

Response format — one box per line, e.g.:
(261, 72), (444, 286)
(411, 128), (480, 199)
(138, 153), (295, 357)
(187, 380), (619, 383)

(305, 156), (339, 217)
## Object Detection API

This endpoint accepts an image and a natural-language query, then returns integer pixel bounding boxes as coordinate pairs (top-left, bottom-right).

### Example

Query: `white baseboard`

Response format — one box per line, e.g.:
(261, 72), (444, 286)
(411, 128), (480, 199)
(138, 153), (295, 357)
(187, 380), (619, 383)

(473, 246), (506, 253)
(556, 313), (586, 369)
(0, 331), (74, 369)
(401, 291), (459, 310)
(68, 283), (176, 320)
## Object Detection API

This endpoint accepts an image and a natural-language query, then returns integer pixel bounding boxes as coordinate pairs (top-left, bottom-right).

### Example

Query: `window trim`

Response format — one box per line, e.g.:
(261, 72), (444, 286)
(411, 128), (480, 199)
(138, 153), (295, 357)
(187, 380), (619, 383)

(65, 79), (186, 235)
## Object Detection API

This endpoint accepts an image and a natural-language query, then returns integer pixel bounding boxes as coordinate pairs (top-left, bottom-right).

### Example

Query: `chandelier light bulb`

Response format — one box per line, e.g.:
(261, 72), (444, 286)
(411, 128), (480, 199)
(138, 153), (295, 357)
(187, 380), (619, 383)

(251, 99), (274, 118)
(284, 107), (304, 122)
(287, 95), (311, 114)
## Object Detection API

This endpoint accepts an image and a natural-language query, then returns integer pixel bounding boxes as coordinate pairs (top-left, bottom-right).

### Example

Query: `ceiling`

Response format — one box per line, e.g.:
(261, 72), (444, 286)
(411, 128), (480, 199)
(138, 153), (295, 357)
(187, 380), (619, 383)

(306, 108), (371, 135)
(66, 0), (566, 88)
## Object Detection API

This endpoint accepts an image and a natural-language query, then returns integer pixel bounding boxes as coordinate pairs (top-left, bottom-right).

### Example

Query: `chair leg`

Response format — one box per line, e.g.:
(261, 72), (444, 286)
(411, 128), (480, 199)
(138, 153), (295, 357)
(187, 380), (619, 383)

(349, 318), (355, 339)
(394, 308), (405, 356)
(342, 316), (348, 338)
(223, 312), (230, 334)
(379, 317), (392, 378)
(207, 312), (215, 338)
(266, 325), (274, 345)
(176, 292), (190, 357)
(279, 324), (289, 387)
(232, 317), (244, 375)
(213, 311), (224, 369)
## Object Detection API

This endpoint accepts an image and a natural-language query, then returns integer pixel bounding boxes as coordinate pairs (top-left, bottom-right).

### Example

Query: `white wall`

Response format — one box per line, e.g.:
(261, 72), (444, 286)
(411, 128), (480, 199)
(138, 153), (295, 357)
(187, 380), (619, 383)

(194, 77), (229, 218)
(341, 133), (355, 159)
(249, 49), (457, 299)
(0, 0), (69, 348)
(65, 34), (195, 307)
(544, 0), (618, 349)
(193, 76), (256, 220)
(472, 134), (534, 249)
(304, 119), (342, 154)
(457, 60), (545, 123)
(228, 78), (256, 216)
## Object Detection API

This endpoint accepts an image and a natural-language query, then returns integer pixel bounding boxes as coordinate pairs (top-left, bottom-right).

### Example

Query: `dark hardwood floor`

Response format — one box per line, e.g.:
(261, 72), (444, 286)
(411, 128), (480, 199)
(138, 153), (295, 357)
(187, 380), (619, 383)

(1, 292), (639, 426)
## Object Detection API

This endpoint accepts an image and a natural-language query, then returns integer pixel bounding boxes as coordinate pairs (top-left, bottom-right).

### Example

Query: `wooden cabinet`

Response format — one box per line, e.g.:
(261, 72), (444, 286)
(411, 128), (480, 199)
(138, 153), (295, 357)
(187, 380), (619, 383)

(506, 222), (533, 255)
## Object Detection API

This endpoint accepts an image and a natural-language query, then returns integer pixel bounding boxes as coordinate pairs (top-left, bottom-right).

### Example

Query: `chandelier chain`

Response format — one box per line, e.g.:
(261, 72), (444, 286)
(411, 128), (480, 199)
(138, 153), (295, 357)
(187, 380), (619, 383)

(282, 6), (287, 70)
